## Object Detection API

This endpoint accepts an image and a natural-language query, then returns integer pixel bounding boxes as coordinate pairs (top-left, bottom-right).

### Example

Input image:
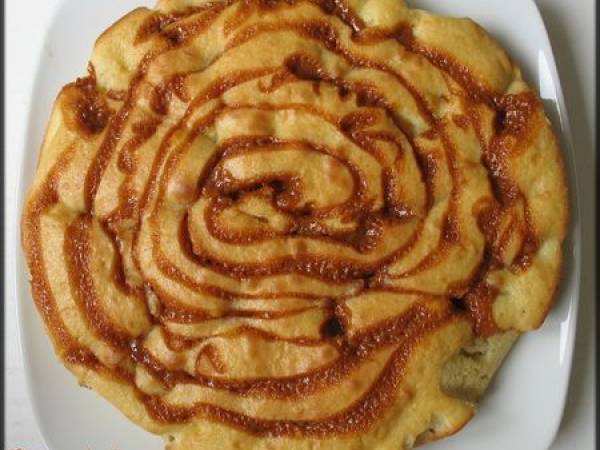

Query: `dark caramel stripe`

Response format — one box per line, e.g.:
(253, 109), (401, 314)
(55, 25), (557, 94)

(22, 148), (83, 356)
(136, 6), (213, 44)
(85, 3), (230, 212)
(394, 24), (496, 105)
(141, 310), (453, 437)
(135, 304), (434, 396)
(149, 101), (425, 282)
(64, 215), (140, 349)
(226, 19), (435, 124)
(221, 0), (366, 37)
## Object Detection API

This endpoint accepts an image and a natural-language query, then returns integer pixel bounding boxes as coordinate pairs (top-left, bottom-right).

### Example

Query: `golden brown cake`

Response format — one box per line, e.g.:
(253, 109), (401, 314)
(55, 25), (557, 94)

(21, 0), (568, 448)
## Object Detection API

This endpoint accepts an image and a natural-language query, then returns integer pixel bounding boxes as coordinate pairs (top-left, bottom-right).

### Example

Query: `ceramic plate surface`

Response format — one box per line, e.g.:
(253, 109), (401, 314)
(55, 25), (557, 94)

(16, 1), (581, 449)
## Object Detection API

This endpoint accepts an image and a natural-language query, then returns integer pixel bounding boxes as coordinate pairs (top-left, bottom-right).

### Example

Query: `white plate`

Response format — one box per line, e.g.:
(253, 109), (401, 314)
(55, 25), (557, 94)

(16, 1), (581, 449)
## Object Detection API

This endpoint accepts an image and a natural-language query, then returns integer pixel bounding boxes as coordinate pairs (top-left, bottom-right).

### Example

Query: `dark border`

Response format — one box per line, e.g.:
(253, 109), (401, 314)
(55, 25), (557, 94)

(583, 2), (600, 448)
(1, 0), (6, 446)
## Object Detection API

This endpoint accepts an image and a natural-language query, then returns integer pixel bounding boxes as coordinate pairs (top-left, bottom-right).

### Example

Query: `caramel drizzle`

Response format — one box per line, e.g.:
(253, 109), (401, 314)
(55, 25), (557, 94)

(64, 216), (135, 349)
(22, 0), (544, 438)
(129, 305), (434, 396)
(141, 309), (453, 436)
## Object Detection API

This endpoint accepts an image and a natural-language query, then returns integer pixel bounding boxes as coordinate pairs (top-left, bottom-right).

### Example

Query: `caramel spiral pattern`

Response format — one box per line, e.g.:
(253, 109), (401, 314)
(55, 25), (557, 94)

(22, 0), (568, 448)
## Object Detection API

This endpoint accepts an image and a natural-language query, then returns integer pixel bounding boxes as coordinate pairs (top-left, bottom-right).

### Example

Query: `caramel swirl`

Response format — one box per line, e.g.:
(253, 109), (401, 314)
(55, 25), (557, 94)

(22, 0), (568, 447)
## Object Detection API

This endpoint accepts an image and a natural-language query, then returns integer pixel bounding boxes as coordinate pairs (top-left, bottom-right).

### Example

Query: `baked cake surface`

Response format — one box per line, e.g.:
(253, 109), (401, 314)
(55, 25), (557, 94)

(22, 0), (568, 448)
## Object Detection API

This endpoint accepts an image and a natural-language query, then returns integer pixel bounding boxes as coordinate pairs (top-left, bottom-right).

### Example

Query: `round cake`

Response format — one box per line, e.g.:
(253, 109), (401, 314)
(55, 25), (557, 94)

(22, 0), (568, 448)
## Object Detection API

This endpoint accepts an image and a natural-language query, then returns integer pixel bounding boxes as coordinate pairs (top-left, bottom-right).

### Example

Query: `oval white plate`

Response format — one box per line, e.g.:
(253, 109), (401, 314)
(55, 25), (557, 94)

(16, 1), (581, 449)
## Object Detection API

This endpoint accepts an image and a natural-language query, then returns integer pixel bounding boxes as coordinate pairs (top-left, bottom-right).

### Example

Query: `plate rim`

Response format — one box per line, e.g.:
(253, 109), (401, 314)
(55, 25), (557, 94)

(523, 3), (582, 450)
